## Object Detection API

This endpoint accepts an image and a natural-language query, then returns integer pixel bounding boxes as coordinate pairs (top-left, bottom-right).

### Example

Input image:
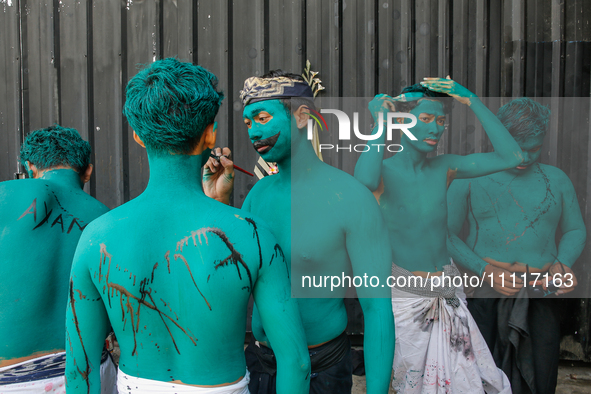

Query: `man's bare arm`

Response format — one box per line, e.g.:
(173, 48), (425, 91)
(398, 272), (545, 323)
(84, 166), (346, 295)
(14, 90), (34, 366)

(346, 189), (395, 394)
(253, 229), (310, 394)
(555, 174), (586, 268)
(65, 236), (110, 394)
(422, 78), (523, 178)
(447, 179), (522, 295)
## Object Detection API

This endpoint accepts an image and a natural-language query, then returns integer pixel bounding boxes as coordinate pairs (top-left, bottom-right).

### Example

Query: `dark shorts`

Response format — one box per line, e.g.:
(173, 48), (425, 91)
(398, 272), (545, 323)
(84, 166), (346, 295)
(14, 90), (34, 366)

(245, 331), (353, 394)
(468, 286), (562, 394)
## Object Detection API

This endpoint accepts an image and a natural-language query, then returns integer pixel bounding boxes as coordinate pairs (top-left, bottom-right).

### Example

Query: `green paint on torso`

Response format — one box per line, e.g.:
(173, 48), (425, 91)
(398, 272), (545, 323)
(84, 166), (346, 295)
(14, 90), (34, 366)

(378, 155), (452, 272)
(70, 155), (291, 386)
(245, 163), (365, 347)
(462, 164), (565, 268)
(0, 170), (108, 361)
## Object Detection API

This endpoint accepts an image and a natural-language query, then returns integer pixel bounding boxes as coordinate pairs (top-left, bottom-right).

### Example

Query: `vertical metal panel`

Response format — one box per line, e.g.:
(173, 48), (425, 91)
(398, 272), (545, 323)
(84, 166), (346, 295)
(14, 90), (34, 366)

(435, 0), (450, 156)
(449, 0), (470, 156)
(340, 0), (376, 175)
(305, 0), (341, 169)
(548, 0), (565, 167)
(268, 0), (304, 73)
(58, 0), (90, 194)
(23, 1), (58, 131)
(125, 1), (160, 201)
(231, 0), (265, 208)
(341, 0), (376, 97)
(0, 1), (22, 181)
(377, 0), (396, 97)
(92, 0), (124, 209)
(163, 0), (192, 61)
(487, 0), (502, 97)
(395, 0), (412, 92)
(500, 0), (512, 97)
(196, 0), (231, 152)
(473, 0), (488, 153)
(59, 0), (89, 138)
(414, 0), (434, 81)
(510, 0), (525, 97)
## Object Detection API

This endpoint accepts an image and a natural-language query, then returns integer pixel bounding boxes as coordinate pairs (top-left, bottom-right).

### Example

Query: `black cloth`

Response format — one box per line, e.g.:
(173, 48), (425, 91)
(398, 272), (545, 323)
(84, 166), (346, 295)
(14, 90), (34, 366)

(245, 331), (353, 394)
(468, 285), (562, 394)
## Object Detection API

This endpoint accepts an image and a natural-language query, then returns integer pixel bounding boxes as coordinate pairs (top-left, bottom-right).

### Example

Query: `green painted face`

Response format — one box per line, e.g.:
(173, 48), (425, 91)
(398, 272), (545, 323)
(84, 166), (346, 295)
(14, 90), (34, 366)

(509, 133), (545, 175)
(243, 100), (292, 163)
(404, 99), (447, 153)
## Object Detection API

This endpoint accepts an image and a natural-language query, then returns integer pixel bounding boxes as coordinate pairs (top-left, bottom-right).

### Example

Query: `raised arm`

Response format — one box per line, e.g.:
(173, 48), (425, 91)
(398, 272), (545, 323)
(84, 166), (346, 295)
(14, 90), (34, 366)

(447, 179), (522, 295)
(422, 77), (523, 178)
(346, 189), (395, 394)
(354, 95), (396, 191)
(65, 235), (110, 394)
(253, 229), (310, 394)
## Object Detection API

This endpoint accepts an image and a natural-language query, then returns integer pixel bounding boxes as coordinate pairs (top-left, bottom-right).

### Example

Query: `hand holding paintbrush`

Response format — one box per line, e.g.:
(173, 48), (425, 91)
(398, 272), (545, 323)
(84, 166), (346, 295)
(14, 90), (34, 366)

(203, 147), (244, 205)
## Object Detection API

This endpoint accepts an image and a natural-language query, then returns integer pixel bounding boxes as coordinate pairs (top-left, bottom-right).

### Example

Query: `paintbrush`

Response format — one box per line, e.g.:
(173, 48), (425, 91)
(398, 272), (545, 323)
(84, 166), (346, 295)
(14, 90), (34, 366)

(210, 153), (254, 177)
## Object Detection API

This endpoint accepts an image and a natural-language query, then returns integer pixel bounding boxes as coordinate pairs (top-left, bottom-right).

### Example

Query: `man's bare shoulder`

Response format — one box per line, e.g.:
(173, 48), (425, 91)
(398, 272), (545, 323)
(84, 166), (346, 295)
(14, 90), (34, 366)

(248, 174), (279, 195)
(0, 179), (51, 198)
(0, 180), (53, 222)
(315, 163), (380, 207)
(537, 163), (571, 183)
(83, 197), (275, 244)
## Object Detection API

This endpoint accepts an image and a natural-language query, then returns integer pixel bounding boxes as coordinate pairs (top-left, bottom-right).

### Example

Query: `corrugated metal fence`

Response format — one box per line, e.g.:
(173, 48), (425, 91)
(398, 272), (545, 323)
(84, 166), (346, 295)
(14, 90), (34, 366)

(1, 0), (590, 358)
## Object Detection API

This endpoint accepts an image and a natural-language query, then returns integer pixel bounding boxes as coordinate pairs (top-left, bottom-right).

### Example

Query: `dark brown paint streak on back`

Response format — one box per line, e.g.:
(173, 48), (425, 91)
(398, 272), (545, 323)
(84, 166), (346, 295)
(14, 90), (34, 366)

(173, 253), (212, 310)
(245, 217), (263, 269)
(69, 279), (91, 394)
(98, 244), (198, 356)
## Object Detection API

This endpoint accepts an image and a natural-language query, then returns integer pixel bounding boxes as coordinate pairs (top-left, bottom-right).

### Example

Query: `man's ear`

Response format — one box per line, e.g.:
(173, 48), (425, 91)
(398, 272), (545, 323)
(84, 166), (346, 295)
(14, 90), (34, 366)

(80, 164), (93, 184)
(26, 161), (39, 179)
(188, 123), (217, 156)
(396, 117), (407, 124)
(202, 122), (217, 149)
(294, 105), (311, 129)
(133, 131), (146, 148)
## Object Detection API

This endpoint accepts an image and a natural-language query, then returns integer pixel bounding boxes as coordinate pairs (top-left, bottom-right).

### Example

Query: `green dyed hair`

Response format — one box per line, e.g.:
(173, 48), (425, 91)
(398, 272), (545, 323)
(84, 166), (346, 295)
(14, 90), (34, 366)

(20, 125), (91, 173)
(123, 58), (224, 155)
(496, 98), (550, 143)
(395, 83), (453, 113)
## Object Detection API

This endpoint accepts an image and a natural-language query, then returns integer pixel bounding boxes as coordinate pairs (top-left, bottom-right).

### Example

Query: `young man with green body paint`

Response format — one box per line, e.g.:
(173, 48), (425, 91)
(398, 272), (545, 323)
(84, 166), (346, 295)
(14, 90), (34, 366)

(234, 71), (395, 394)
(65, 59), (310, 394)
(354, 78), (522, 393)
(447, 98), (586, 394)
(0, 125), (116, 393)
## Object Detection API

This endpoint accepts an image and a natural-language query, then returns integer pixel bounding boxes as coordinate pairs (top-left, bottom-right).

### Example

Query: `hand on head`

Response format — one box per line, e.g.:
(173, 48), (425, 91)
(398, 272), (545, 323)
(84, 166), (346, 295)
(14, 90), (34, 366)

(420, 75), (475, 106)
(368, 94), (397, 123)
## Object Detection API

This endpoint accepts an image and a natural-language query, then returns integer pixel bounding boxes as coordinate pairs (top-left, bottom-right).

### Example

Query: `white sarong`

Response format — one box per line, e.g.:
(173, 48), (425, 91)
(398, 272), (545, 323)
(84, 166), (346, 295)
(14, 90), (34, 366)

(117, 368), (250, 394)
(0, 352), (117, 394)
(391, 275), (511, 393)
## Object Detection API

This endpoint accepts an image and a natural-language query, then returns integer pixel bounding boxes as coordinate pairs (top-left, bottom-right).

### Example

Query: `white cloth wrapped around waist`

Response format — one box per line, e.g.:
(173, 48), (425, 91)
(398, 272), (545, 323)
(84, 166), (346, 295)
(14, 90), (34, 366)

(390, 262), (511, 394)
(0, 352), (117, 394)
(117, 368), (250, 394)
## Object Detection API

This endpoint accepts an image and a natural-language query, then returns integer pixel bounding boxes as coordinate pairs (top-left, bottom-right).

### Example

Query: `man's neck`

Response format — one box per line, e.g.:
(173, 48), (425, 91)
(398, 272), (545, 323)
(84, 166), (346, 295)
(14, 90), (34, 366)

(397, 140), (428, 169)
(39, 168), (83, 189)
(145, 152), (206, 196)
(276, 134), (322, 184)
